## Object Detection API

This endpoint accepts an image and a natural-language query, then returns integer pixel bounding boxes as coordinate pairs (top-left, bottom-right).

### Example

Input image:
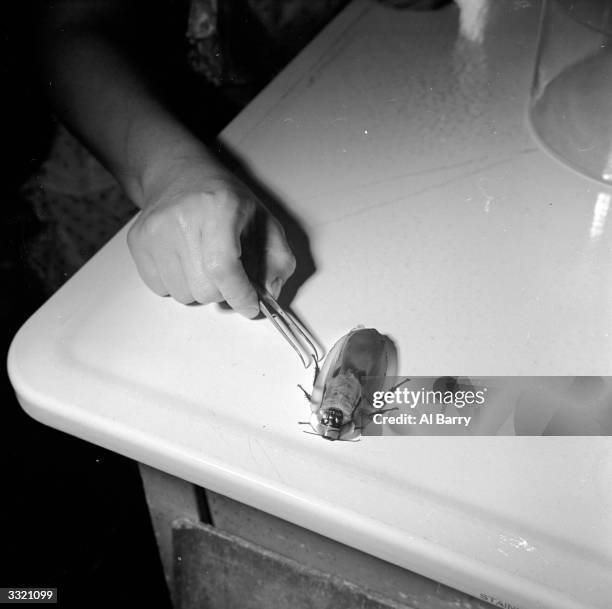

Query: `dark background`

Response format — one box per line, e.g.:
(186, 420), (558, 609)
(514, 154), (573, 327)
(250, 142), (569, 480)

(0, 3), (219, 608)
(0, 6), (172, 607)
(0, 2), (348, 607)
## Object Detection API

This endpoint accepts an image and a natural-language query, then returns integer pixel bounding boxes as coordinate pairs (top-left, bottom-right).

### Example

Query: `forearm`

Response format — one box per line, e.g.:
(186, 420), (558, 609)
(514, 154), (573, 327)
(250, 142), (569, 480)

(36, 1), (296, 315)
(38, 3), (222, 207)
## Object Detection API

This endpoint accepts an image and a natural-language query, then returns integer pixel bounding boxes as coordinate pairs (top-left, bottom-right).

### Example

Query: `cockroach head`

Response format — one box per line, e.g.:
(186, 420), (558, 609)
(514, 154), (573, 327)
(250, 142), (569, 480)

(319, 407), (344, 441)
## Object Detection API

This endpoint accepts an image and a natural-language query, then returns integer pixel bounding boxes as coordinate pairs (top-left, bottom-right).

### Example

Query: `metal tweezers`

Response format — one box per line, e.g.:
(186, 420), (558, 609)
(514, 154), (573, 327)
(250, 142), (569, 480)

(257, 286), (323, 368)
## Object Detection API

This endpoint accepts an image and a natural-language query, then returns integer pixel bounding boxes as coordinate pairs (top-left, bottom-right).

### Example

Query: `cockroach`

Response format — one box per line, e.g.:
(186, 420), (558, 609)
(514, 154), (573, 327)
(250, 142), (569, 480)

(299, 327), (401, 441)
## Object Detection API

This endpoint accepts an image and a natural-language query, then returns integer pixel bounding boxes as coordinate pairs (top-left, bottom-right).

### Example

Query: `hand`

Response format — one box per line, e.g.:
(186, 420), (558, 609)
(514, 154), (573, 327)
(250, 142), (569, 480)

(127, 160), (296, 318)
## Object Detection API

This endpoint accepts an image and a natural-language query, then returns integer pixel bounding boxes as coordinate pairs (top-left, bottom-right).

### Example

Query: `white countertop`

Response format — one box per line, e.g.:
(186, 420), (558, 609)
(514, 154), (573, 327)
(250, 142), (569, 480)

(8, 1), (612, 608)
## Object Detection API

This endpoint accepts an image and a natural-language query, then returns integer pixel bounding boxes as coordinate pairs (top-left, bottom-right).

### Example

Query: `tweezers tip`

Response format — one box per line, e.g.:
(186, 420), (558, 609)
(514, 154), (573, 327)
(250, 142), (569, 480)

(257, 284), (324, 368)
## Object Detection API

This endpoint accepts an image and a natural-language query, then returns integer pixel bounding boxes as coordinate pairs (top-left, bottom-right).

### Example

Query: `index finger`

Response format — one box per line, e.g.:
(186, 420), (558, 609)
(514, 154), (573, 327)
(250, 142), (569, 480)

(202, 231), (260, 319)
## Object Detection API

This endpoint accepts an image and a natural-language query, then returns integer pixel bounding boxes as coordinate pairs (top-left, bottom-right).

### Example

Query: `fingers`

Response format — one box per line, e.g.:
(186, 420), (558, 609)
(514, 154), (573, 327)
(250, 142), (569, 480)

(178, 224), (224, 304)
(202, 219), (260, 319)
(129, 216), (210, 305)
(127, 224), (168, 296)
(156, 252), (194, 304)
(263, 217), (296, 299)
(127, 185), (293, 317)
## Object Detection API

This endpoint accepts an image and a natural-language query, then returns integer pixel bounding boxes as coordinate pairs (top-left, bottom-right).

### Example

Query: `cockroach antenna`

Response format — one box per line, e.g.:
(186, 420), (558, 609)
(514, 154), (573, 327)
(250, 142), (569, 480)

(301, 429), (361, 442)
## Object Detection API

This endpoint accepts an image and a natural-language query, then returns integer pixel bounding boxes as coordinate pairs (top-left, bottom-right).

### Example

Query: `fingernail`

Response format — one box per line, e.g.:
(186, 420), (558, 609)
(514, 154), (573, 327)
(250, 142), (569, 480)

(244, 304), (260, 319)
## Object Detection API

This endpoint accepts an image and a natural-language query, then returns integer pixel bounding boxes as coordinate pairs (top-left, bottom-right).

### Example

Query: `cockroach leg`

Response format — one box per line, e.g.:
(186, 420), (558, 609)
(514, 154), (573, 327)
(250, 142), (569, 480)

(297, 384), (312, 402)
(388, 376), (411, 392)
(379, 406), (399, 414)
(311, 359), (320, 385)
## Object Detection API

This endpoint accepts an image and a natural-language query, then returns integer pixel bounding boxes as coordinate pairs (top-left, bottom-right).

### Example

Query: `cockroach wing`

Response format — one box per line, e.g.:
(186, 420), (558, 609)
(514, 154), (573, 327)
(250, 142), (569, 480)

(360, 333), (398, 406)
(309, 327), (397, 415)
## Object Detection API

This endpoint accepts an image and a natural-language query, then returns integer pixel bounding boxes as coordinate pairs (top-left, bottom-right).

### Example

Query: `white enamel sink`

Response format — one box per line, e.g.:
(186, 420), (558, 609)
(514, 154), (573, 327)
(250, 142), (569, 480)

(8, 2), (612, 608)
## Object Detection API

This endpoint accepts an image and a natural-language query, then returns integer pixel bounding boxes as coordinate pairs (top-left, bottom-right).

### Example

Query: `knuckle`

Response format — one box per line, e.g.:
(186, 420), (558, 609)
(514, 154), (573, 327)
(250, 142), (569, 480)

(203, 255), (222, 277)
(213, 188), (237, 208)
(168, 206), (189, 227)
(204, 252), (236, 278)
(168, 198), (207, 228)
(140, 204), (196, 240)
(142, 209), (170, 239)
(166, 209), (194, 239)
(214, 188), (255, 219)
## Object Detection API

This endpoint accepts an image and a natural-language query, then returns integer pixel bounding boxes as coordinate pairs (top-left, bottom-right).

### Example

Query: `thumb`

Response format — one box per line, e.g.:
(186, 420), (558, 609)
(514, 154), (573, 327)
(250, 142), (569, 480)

(263, 217), (296, 299)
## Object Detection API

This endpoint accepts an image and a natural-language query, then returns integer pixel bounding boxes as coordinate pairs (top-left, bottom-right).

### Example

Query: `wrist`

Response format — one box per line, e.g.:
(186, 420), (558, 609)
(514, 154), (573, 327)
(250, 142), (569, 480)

(135, 144), (229, 209)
